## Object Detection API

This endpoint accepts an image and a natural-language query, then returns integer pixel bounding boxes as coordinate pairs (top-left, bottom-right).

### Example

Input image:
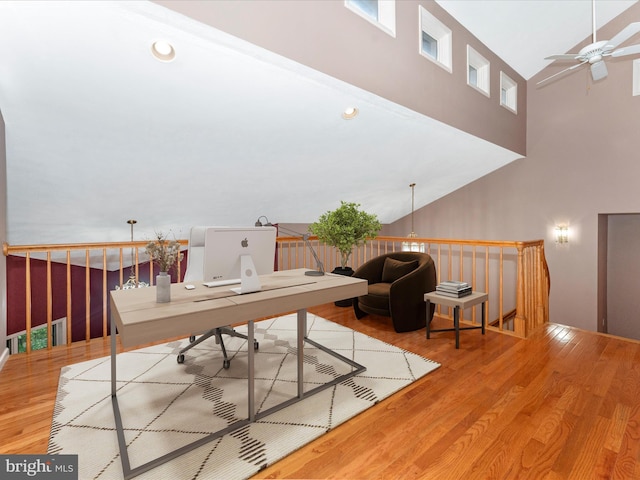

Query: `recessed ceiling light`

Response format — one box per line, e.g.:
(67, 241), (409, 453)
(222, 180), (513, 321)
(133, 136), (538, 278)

(342, 107), (359, 120)
(151, 40), (175, 62)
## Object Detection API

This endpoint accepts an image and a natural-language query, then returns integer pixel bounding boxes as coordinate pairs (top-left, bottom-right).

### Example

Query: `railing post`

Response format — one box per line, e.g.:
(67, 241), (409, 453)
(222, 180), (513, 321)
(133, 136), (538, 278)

(535, 244), (549, 328)
(514, 243), (527, 337)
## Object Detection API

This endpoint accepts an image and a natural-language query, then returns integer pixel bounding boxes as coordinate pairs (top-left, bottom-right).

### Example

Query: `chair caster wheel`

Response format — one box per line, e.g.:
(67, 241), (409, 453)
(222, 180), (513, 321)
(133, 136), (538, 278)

(189, 335), (196, 343)
(177, 354), (185, 364)
(254, 340), (259, 351)
(223, 359), (231, 369)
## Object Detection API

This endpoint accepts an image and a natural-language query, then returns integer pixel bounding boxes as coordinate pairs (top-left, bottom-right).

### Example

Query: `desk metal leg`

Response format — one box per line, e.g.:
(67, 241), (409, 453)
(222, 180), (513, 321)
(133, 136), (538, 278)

(111, 314), (116, 396)
(481, 301), (486, 334)
(454, 306), (460, 349)
(297, 309), (306, 399)
(111, 314), (132, 476)
(248, 320), (255, 421)
(426, 300), (431, 339)
(110, 306), (363, 479)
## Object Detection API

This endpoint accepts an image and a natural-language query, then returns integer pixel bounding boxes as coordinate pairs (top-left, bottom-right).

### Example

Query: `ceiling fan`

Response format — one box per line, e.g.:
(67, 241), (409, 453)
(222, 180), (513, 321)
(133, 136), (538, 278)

(537, 0), (640, 85)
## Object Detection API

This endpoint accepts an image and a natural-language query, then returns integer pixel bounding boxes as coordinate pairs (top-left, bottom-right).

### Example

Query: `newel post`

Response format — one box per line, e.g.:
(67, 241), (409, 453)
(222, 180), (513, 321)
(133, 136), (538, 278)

(514, 243), (527, 337)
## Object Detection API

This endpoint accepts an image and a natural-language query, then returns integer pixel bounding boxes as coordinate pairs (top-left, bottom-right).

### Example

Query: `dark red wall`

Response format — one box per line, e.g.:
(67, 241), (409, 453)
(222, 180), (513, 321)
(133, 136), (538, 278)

(6, 255), (185, 342)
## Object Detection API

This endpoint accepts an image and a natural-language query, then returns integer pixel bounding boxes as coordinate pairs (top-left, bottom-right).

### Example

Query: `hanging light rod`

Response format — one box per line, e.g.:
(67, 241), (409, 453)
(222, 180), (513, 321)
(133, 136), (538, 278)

(409, 183), (416, 238)
(402, 183), (424, 252)
(116, 219), (149, 290)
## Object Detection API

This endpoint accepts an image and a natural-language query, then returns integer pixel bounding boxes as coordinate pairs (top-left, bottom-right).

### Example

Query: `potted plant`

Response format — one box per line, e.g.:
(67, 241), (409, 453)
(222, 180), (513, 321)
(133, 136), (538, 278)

(145, 231), (183, 303)
(309, 201), (381, 305)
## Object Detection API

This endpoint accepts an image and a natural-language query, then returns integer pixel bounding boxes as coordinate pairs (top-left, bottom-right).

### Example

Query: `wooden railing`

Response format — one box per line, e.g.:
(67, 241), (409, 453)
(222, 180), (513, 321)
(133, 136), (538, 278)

(3, 240), (188, 354)
(277, 236), (549, 338)
(2, 235), (548, 354)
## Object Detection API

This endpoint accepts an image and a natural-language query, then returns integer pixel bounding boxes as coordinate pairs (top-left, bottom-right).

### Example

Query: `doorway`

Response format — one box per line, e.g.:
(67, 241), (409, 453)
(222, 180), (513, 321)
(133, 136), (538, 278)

(599, 213), (640, 341)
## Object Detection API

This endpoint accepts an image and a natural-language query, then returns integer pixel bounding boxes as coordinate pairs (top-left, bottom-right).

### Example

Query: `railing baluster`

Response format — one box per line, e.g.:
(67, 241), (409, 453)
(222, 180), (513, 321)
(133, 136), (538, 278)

(25, 252), (31, 354)
(46, 252), (52, 350)
(66, 251), (72, 343)
(118, 248), (123, 288)
(85, 249), (90, 342)
(102, 248), (107, 338)
(514, 244), (526, 337)
(499, 247), (505, 332)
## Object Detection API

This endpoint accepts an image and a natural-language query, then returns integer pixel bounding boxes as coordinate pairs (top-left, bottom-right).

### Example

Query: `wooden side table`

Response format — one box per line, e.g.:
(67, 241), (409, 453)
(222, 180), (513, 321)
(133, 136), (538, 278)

(424, 291), (488, 349)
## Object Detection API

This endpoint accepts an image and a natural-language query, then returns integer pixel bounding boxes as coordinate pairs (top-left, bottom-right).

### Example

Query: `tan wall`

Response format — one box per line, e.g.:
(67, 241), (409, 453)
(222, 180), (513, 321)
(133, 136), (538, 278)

(155, 0), (526, 155)
(387, 3), (640, 332)
(151, 0), (640, 332)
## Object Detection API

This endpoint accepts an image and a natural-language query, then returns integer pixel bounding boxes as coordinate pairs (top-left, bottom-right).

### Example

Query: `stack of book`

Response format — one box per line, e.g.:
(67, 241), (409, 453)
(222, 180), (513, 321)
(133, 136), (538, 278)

(436, 280), (472, 298)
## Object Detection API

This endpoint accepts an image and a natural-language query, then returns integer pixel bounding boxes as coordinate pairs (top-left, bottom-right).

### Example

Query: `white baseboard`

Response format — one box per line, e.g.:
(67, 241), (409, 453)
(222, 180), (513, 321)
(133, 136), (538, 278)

(0, 346), (8, 372)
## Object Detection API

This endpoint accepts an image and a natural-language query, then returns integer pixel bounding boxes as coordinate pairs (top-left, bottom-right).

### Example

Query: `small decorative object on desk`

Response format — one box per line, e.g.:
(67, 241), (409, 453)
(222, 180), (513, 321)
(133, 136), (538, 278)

(145, 231), (183, 303)
(436, 280), (472, 298)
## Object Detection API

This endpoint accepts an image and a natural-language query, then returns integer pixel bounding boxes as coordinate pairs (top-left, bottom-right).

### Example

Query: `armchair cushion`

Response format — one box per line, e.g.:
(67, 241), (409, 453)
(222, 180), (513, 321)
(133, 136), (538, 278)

(381, 258), (418, 283)
(362, 283), (392, 312)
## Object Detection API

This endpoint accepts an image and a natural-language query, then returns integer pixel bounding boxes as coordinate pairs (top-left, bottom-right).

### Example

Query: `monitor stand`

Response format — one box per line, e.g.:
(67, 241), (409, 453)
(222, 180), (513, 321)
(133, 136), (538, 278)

(230, 254), (261, 294)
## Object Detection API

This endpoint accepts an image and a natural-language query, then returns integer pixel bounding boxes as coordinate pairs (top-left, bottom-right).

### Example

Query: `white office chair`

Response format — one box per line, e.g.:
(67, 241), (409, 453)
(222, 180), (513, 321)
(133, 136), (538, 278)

(176, 226), (258, 369)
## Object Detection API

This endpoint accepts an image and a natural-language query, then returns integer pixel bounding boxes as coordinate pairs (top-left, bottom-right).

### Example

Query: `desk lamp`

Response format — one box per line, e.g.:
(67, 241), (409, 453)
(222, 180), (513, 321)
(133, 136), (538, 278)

(255, 216), (324, 276)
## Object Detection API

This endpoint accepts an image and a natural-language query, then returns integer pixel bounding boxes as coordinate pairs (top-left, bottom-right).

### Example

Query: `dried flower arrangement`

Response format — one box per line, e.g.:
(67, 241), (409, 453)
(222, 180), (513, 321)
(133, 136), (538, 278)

(145, 231), (183, 273)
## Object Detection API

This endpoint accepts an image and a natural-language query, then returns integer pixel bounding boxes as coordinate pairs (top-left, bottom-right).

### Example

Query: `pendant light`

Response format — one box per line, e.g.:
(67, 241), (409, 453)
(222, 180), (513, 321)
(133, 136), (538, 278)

(116, 219), (149, 289)
(402, 183), (425, 252)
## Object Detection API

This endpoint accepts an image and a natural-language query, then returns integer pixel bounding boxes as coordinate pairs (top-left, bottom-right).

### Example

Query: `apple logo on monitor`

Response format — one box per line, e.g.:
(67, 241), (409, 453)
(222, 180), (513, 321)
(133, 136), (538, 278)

(241, 237), (249, 248)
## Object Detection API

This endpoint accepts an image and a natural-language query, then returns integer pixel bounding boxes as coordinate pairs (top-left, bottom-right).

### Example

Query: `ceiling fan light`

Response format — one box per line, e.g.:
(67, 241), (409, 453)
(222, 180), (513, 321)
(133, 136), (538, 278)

(591, 60), (608, 81)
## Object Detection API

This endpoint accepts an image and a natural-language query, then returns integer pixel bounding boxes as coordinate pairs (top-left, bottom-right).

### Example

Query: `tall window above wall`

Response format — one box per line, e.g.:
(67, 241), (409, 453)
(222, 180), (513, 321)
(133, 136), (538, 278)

(500, 71), (518, 113)
(467, 46), (490, 96)
(345, 0), (396, 37)
(418, 6), (452, 73)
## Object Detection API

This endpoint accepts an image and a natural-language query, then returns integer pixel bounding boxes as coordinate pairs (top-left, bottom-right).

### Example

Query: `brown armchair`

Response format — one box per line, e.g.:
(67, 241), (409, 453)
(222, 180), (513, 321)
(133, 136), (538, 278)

(352, 252), (437, 332)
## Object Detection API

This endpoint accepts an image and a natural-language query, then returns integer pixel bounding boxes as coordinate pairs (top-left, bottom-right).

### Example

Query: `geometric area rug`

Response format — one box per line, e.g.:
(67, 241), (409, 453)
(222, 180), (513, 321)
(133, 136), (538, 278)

(48, 314), (440, 479)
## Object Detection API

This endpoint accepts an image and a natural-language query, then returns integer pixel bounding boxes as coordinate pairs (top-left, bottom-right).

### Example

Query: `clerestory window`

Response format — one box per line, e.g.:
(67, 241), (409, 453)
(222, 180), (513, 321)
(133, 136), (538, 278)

(467, 46), (490, 97)
(345, 0), (396, 37)
(500, 71), (518, 113)
(418, 5), (452, 73)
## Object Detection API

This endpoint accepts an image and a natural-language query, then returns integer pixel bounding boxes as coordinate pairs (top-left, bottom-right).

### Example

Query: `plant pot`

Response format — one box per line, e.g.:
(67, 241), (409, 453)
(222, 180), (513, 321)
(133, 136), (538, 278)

(332, 266), (354, 307)
(156, 272), (171, 303)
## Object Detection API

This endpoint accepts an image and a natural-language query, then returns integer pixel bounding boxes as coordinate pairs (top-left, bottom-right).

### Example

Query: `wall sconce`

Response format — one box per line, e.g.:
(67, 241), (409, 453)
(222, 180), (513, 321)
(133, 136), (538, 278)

(555, 225), (569, 244)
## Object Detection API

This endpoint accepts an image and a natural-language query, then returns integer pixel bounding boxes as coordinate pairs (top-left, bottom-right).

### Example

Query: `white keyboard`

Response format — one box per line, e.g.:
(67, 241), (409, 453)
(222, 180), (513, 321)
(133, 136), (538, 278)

(202, 278), (241, 288)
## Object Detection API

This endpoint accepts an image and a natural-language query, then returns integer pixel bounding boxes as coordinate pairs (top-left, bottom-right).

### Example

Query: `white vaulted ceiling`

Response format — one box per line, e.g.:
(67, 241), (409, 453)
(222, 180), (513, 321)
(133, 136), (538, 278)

(0, 0), (636, 245)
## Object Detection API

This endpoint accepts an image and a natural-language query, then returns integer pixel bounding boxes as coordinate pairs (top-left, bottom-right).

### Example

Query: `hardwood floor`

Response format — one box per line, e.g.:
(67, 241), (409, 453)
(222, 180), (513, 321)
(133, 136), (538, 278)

(2, 304), (640, 479)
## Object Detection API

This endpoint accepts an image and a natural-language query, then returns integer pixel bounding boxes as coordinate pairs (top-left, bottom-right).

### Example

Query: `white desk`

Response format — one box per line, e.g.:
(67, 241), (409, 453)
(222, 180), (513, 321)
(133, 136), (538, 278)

(110, 269), (367, 479)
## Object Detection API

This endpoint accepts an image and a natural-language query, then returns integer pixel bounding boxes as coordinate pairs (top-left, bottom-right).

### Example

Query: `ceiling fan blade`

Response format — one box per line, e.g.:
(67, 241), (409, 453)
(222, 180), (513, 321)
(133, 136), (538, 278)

(545, 54), (581, 61)
(536, 61), (588, 86)
(605, 22), (640, 50)
(611, 44), (640, 58)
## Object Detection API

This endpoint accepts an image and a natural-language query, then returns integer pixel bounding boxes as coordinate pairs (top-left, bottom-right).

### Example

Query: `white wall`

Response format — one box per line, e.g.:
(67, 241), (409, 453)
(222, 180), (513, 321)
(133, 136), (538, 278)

(0, 109), (8, 370)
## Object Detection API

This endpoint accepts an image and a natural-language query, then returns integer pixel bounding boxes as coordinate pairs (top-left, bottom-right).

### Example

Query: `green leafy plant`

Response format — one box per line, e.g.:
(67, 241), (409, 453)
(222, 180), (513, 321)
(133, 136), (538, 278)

(145, 231), (183, 273)
(309, 201), (381, 269)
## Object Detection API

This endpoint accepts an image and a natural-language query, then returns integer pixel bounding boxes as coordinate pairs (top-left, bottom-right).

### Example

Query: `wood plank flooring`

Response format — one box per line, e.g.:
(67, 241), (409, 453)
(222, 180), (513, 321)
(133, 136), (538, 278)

(1, 304), (639, 479)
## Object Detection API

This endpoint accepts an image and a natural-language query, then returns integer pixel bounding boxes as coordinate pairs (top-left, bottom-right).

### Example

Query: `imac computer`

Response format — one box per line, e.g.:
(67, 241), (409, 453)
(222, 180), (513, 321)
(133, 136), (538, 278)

(202, 226), (277, 293)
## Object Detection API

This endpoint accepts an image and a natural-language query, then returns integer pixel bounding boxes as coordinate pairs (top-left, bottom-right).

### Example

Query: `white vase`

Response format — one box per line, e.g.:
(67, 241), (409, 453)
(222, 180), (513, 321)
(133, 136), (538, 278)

(156, 272), (171, 303)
